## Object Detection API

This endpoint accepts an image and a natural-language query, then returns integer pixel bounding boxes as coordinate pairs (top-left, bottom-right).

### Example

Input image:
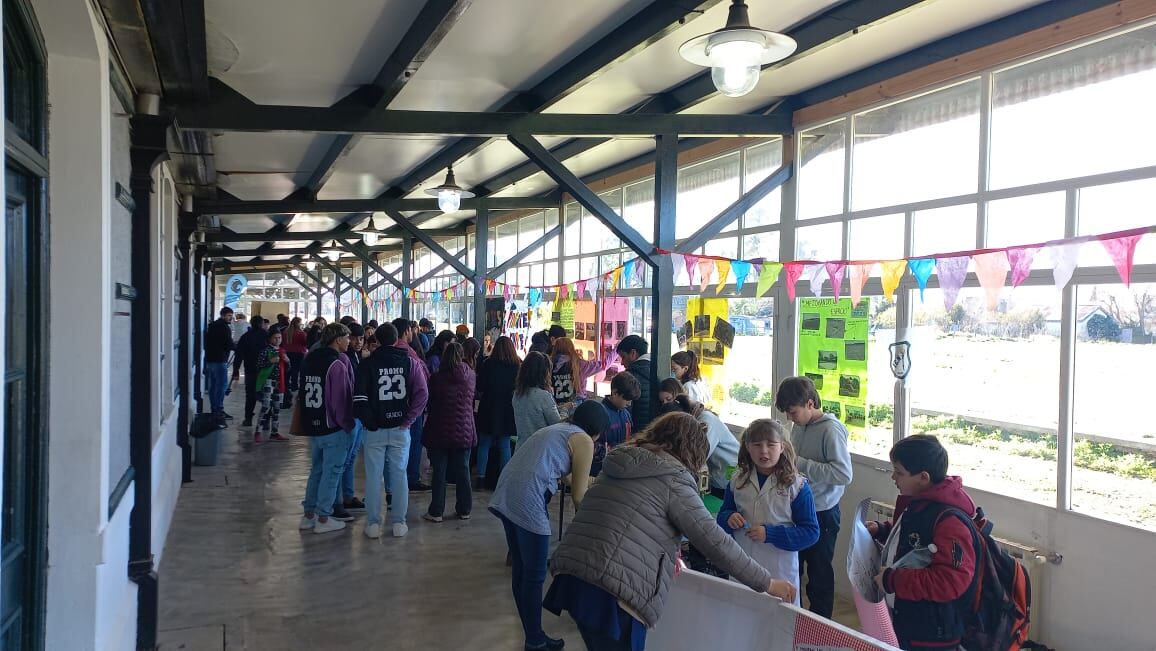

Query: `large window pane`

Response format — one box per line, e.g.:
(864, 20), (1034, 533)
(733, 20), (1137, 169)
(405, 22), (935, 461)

(564, 203), (581, 256)
(991, 24), (1156, 189)
(623, 179), (653, 240)
(986, 193), (1065, 266)
(520, 213), (544, 262)
(798, 119), (846, 220)
(676, 152), (740, 240)
(1078, 178), (1156, 266)
(910, 286), (1060, 505)
(704, 237), (737, 260)
(849, 213), (904, 261)
(912, 204), (976, 257)
(795, 222), (842, 260)
(742, 231), (779, 261)
(852, 80), (981, 210)
(1073, 282), (1156, 531)
(743, 140), (783, 227)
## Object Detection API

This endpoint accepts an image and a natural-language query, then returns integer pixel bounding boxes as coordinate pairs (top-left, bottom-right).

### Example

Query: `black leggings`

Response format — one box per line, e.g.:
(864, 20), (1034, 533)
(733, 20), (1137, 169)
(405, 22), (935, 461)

(798, 506), (841, 618)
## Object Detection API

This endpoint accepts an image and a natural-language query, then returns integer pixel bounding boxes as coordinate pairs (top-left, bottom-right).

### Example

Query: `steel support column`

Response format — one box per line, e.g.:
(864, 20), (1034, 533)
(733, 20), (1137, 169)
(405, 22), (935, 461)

(177, 226), (193, 484)
(193, 251), (205, 414)
(402, 238), (412, 320)
(361, 260), (370, 324)
(651, 134), (678, 397)
(473, 202), (489, 340)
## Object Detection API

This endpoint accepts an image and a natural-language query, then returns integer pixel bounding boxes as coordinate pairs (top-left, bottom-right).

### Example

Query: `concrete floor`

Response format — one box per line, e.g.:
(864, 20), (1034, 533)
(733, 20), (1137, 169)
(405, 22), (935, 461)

(158, 385), (859, 650)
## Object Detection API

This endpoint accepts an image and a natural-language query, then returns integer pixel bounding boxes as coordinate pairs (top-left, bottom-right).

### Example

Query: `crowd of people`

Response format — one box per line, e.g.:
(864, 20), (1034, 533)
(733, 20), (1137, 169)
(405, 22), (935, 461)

(203, 308), (978, 651)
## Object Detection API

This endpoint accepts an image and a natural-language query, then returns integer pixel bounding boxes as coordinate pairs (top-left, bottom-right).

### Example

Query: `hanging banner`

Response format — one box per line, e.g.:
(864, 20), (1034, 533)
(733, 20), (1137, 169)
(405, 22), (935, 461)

(684, 297), (731, 409)
(599, 297), (630, 379)
(223, 274), (249, 309)
(552, 297), (576, 336)
(797, 298), (869, 439)
(573, 299), (598, 362)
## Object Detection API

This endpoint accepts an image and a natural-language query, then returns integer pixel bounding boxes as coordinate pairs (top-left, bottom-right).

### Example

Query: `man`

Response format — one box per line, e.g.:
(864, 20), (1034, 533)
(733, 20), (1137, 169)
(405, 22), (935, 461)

(233, 317), (269, 426)
(354, 323), (429, 538)
(333, 322), (365, 517)
(615, 334), (654, 431)
(548, 324), (567, 349)
(270, 313), (290, 336)
(204, 307), (235, 418)
(393, 318), (431, 492)
(298, 323), (356, 534)
(417, 317), (434, 353)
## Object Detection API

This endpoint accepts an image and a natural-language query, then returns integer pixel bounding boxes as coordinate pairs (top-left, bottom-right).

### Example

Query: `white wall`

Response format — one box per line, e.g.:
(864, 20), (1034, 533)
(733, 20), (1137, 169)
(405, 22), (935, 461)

(836, 455), (1156, 651)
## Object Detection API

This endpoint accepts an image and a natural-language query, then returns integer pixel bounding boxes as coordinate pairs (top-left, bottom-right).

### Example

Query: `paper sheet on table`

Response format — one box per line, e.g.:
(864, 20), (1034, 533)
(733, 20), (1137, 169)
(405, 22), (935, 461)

(847, 498), (899, 646)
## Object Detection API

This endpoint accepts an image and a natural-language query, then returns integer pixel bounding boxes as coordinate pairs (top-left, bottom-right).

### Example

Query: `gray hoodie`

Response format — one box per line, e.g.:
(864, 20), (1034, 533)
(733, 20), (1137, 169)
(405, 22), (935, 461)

(550, 445), (772, 628)
(790, 412), (853, 512)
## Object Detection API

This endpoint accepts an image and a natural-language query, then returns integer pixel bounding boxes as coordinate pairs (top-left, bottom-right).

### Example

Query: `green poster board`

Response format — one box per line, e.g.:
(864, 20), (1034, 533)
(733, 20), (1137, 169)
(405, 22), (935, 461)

(551, 298), (576, 336)
(797, 298), (869, 436)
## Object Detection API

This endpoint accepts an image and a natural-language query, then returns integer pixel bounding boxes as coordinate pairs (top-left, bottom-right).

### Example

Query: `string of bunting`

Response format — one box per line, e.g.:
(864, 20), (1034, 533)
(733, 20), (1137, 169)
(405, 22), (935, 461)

(353, 226), (1153, 314)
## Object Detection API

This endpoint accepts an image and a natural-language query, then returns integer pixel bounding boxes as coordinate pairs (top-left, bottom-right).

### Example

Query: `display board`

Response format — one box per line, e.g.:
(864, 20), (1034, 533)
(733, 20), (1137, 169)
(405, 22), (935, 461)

(573, 299), (597, 362)
(682, 297), (732, 409)
(797, 298), (869, 436)
(552, 298), (576, 336)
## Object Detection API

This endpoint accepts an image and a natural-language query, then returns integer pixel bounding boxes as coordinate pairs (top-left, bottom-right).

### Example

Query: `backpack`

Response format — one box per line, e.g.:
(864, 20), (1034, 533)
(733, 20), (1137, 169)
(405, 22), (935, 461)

(935, 506), (1032, 651)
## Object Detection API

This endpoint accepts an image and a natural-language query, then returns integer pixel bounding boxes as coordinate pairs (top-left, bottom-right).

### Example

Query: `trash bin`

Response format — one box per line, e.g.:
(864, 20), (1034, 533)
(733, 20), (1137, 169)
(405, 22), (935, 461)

(192, 412), (224, 467)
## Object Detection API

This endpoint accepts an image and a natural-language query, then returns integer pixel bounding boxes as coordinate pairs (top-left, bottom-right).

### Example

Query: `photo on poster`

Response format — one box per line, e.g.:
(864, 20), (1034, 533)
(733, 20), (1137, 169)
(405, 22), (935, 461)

(825, 318), (846, 339)
(702, 340), (726, 363)
(551, 310), (561, 323)
(818, 350), (838, 370)
(713, 318), (736, 349)
(822, 400), (841, 419)
(845, 340), (866, 361)
(602, 322), (614, 340)
(845, 405), (866, 427)
(689, 341), (705, 361)
(677, 327), (689, 347)
(586, 323), (597, 341)
(575, 322), (586, 340)
(801, 313), (821, 331)
(693, 314), (711, 337)
(617, 321), (628, 339)
(805, 372), (824, 391)
(838, 374), (861, 398)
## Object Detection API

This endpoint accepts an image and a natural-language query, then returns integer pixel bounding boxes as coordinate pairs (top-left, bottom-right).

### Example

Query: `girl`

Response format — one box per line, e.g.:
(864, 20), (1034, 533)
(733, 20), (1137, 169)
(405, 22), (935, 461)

(545, 412), (797, 650)
(671, 350), (709, 405)
(426, 330), (455, 374)
(254, 329), (290, 444)
(658, 377), (684, 405)
(511, 352), (562, 441)
(281, 317), (308, 408)
(549, 337), (607, 409)
(463, 336), (483, 370)
(476, 336), (521, 488)
(422, 341), (477, 522)
(717, 419), (819, 605)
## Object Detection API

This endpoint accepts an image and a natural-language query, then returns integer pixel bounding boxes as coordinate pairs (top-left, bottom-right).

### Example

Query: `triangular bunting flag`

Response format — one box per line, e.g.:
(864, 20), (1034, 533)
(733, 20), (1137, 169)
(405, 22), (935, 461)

(1006, 247), (1037, 288)
(784, 262), (808, 301)
(732, 260), (752, 292)
(670, 253), (685, 284)
(576, 280), (587, 300)
(1100, 234), (1144, 287)
(684, 254), (699, 287)
(849, 263), (874, 306)
(715, 259), (732, 294)
(1046, 242), (1082, 289)
(826, 262), (846, 300)
(936, 256), (970, 311)
(697, 258), (715, 293)
(610, 266), (624, 292)
(586, 276), (599, 302)
(756, 262), (781, 298)
(807, 263), (826, 298)
(973, 251), (1010, 310)
(623, 258), (636, 289)
(908, 258), (936, 301)
(880, 260), (906, 300)
(633, 258), (647, 286)
(558, 283), (569, 301)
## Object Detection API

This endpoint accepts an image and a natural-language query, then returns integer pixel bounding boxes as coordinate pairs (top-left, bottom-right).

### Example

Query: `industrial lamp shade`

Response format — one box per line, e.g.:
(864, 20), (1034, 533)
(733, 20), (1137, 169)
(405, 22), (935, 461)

(356, 213), (386, 246)
(679, 0), (796, 98)
(424, 165), (474, 213)
(304, 260), (317, 271)
(323, 240), (343, 262)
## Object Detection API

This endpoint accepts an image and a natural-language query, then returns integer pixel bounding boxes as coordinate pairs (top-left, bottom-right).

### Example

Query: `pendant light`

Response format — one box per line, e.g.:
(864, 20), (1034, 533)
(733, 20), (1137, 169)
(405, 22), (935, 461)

(323, 240), (342, 262)
(424, 165), (474, 213)
(678, 0), (796, 98)
(357, 213), (386, 246)
(290, 268), (301, 277)
(304, 259), (317, 271)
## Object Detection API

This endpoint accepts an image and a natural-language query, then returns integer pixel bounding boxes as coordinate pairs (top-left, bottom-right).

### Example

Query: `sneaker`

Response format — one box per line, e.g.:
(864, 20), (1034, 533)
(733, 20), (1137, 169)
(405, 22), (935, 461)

(269, 433), (290, 442)
(253, 432), (265, 444)
(422, 513), (443, 523)
(222, 411), (234, 420)
(364, 523), (383, 539)
(313, 518), (346, 534)
(330, 506), (355, 522)
(456, 512), (471, 520)
(344, 497), (366, 511)
(392, 523), (409, 538)
(241, 418), (253, 427)
(409, 482), (431, 493)
(298, 515), (316, 530)
(525, 636), (565, 651)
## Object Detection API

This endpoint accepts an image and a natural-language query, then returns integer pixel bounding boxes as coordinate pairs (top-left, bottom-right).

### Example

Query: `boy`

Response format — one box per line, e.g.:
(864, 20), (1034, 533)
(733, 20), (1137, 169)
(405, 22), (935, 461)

(870, 435), (979, 651)
(591, 372), (638, 477)
(774, 376), (852, 618)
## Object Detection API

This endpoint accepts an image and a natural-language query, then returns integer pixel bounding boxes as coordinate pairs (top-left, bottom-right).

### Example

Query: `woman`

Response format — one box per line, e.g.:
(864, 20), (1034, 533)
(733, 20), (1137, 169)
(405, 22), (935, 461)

(550, 337), (607, 408)
(657, 377), (684, 406)
(422, 341), (476, 522)
(658, 394), (741, 498)
(512, 352), (562, 441)
(544, 412), (796, 650)
(426, 330), (455, 374)
(305, 316), (327, 348)
(670, 350), (709, 405)
(475, 336), (521, 488)
(489, 401), (610, 651)
(463, 336), (483, 370)
(281, 317), (308, 408)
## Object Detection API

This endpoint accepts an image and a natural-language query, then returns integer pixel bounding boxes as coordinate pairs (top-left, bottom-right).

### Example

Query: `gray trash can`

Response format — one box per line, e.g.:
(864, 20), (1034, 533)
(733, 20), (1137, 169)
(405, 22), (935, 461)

(193, 429), (221, 466)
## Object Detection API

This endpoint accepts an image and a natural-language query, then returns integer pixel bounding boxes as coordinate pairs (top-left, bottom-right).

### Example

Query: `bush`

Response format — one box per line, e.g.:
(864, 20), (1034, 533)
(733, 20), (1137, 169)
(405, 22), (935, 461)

(869, 403), (894, 427)
(755, 391), (776, 407)
(730, 382), (760, 404)
(1086, 313), (1121, 341)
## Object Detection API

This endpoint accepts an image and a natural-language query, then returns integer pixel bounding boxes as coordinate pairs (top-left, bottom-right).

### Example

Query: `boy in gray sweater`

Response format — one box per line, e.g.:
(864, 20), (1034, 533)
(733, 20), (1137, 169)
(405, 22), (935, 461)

(775, 376), (852, 619)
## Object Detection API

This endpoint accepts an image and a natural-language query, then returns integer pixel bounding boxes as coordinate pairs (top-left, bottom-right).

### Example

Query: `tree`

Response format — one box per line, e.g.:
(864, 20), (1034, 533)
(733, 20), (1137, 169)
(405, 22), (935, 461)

(1086, 313), (1121, 341)
(1099, 287), (1155, 330)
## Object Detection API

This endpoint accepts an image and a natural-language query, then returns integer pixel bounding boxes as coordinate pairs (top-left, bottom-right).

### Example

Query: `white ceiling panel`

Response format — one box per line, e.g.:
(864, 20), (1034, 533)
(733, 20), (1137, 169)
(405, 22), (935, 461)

(217, 172), (300, 201)
(286, 214), (344, 232)
(215, 215), (280, 233)
(389, 0), (652, 112)
(213, 132), (329, 199)
(206, 0), (425, 106)
(322, 135), (453, 199)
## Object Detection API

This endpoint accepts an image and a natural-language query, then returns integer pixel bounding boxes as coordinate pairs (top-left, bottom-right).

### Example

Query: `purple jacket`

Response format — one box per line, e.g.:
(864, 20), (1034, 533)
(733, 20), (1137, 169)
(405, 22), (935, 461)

(394, 341), (430, 428)
(552, 353), (606, 400)
(326, 352), (356, 434)
(424, 362), (477, 449)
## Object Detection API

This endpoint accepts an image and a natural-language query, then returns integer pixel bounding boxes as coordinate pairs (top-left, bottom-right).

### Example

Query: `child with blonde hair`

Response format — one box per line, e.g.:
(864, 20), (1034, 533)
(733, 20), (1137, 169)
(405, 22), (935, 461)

(717, 418), (820, 604)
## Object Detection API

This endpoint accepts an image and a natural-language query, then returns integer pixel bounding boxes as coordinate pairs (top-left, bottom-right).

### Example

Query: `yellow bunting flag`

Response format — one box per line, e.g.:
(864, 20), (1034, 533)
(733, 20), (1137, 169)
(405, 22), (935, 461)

(714, 259), (732, 295)
(880, 260), (907, 299)
(610, 266), (624, 292)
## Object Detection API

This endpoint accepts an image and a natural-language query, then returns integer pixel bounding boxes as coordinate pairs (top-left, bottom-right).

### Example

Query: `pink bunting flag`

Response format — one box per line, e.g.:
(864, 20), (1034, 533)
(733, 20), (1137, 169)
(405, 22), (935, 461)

(826, 262), (846, 300)
(684, 254), (699, 287)
(697, 258), (716, 293)
(669, 253), (685, 284)
(576, 279), (587, 299)
(973, 251), (1010, 311)
(1046, 242), (1082, 289)
(1006, 247), (1038, 288)
(848, 263), (875, 306)
(784, 262), (808, 301)
(1100, 233), (1144, 287)
(807, 263), (827, 297)
(558, 283), (569, 301)
(936, 256), (970, 312)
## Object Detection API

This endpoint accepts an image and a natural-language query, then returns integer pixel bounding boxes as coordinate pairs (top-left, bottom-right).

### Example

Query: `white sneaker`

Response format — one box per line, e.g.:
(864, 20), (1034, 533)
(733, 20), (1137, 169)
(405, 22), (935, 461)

(392, 523), (409, 538)
(313, 518), (347, 534)
(298, 516), (316, 530)
(364, 523), (383, 539)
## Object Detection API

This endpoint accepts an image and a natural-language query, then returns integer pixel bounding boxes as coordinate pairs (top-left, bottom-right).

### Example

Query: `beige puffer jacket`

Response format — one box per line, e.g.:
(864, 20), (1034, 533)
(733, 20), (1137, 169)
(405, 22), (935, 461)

(549, 445), (773, 628)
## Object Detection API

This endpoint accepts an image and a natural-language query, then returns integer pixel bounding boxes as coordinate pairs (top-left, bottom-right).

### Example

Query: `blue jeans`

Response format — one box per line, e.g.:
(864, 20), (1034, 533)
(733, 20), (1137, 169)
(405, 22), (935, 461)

(406, 414), (425, 485)
(205, 362), (229, 413)
(302, 430), (352, 518)
(337, 420), (364, 503)
(497, 511), (552, 647)
(476, 433), (512, 481)
(362, 426), (410, 526)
